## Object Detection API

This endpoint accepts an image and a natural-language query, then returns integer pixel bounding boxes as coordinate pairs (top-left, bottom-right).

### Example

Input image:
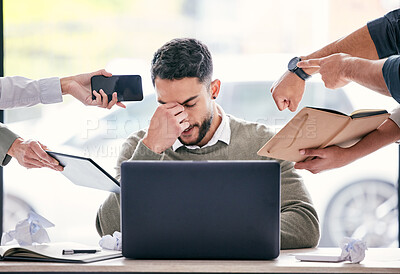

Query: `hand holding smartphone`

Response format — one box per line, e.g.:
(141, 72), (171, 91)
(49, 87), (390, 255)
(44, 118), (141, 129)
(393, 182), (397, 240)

(91, 75), (144, 102)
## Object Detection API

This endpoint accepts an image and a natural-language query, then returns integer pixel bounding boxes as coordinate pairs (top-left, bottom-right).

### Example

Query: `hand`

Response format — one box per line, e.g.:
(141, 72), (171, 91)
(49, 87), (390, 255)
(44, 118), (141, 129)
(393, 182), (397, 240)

(294, 146), (353, 174)
(142, 103), (190, 154)
(270, 70), (306, 112)
(60, 69), (126, 109)
(297, 53), (352, 89)
(7, 138), (63, 171)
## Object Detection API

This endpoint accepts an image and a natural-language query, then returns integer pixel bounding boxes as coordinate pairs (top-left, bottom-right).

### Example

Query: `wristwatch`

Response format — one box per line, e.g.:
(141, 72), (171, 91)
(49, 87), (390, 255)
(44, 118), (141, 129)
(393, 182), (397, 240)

(288, 57), (311, 81)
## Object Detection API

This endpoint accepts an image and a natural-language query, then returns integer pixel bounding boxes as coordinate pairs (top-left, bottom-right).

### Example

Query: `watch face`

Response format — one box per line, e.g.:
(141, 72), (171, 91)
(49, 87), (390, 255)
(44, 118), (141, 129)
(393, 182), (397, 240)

(288, 57), (301, 71)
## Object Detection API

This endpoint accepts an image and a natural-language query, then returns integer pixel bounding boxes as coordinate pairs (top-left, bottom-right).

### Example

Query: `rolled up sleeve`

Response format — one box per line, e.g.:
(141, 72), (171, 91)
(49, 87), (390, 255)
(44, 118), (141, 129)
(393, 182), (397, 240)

(367, 9), (400, 58)
(367, 9), (400, 103)
(382, 55), (400, 103)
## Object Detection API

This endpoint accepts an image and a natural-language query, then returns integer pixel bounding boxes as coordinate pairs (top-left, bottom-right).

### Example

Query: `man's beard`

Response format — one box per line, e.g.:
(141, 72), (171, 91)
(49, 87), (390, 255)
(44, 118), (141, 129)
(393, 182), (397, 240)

(179, 112), (213, 146)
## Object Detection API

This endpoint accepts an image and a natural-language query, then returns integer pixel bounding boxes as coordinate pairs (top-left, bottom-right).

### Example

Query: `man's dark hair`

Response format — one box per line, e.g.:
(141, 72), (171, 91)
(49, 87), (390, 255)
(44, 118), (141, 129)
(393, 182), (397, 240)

(151, 38), (213, 87)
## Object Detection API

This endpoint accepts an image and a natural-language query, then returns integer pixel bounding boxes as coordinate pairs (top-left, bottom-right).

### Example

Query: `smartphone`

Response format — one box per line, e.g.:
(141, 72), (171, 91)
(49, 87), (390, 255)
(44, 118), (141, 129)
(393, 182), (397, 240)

(91, 75), (144, 102)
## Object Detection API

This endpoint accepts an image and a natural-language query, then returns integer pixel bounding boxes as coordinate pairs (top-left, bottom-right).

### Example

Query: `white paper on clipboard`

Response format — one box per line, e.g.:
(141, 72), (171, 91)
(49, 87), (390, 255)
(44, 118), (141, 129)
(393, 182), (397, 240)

(47, 151), (120, 193)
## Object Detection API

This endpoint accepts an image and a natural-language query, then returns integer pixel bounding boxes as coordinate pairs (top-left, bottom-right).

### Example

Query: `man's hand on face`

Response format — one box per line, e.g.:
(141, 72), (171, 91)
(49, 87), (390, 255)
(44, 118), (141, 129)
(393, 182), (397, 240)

(270, 71), (306, 112)
(142, 103), (190, 154)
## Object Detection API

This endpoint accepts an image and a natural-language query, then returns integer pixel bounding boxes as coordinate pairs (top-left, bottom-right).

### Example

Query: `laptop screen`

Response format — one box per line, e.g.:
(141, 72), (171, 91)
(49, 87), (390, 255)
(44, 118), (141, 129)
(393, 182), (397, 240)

(121, 161), (280, 260)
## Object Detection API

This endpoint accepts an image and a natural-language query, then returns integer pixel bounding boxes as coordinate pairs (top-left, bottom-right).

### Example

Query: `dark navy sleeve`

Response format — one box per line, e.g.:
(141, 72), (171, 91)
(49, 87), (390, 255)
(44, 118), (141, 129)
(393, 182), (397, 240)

(382, 55), (400, 103)
(367, 8), (400, 58)
(367, 9), (400, 103)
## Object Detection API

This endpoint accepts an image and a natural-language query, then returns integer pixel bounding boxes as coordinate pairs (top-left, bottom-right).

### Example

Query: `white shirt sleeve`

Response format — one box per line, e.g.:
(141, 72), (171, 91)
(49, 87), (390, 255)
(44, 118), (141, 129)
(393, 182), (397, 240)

(0, 76), (63, 109)
(389, 105), (400, 128)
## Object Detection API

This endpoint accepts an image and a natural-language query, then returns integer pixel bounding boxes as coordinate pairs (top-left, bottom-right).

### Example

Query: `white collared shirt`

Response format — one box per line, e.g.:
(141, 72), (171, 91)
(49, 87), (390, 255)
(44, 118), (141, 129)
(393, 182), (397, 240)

(0, 76), (62, 109)
(172, 104), (231, 151)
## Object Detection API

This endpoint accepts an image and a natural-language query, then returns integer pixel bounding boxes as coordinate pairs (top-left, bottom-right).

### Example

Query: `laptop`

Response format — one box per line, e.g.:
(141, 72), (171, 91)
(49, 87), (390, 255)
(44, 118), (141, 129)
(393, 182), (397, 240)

(121, 161), (281, 260)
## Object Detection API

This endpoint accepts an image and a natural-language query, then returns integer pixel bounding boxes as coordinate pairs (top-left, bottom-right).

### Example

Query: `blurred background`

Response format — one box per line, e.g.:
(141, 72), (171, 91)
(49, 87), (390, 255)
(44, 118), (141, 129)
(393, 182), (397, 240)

(2, 0), (400, 247)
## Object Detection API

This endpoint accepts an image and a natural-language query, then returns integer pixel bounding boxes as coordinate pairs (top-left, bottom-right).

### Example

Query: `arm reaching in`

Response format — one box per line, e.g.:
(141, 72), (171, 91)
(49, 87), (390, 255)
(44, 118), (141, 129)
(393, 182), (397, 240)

(7, 138), (63, 171)
(271, 25), (378, 111)
(60, 69), (126, 109)
(294, 117), (400, 173)
(297, 53), (389, 96)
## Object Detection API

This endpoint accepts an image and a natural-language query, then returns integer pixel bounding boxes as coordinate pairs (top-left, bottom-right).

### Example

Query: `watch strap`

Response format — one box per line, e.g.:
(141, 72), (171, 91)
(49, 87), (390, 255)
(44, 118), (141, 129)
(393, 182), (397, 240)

(294, 66), (311, 80)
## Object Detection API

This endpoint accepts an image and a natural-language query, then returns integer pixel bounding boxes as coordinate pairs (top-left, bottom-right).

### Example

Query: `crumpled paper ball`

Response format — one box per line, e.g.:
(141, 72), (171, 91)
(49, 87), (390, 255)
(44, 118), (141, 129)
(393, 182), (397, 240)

(99, 231), (122, 251)
(340, 237), (367, 263)
(1, 211), (55, 246)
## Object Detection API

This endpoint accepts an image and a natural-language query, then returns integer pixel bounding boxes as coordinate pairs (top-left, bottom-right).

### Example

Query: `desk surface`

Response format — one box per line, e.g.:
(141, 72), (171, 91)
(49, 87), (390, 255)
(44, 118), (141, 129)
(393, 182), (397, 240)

(0, 248), (399, 273)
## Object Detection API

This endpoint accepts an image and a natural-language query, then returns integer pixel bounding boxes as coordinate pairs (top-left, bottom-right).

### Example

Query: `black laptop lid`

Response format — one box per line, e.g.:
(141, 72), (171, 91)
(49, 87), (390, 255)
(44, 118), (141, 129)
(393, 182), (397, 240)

(121, 161), (280, 260)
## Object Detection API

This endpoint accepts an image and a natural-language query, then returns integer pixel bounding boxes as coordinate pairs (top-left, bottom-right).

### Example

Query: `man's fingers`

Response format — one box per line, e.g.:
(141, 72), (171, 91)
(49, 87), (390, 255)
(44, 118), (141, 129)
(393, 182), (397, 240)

(116, 102), (126, 108)
(294, 159), (321, 173)
(107, 92), (118, 109)
(288, 99), (299, 112)
(163, 102), (181, 109)
(180, 121), (190, 132)
(176, 111), (188, 123)
(100, 69), (112, 77)
(25, 157), (63, 170)
(92, 90), (102, 105)
(99, 89), (109, 108)
(38, 142), (49, 151)
(91, 69), (112, 78)
(297, 59), (321, 68)
(272, 95), (289, 111)
(294, 162), (307, 169)
(24, 163), (41, 169)
(23, 157), (47, 168)
(299, 148), (325, 158)
(169, 104), (185, 114)
(29, 141), (59, 165)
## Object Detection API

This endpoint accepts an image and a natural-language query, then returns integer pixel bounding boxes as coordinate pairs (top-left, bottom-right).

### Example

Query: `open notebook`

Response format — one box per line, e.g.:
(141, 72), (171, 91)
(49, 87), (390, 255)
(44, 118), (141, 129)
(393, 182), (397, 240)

(258, 107), (389, 162)
(0, 242), (122, 263)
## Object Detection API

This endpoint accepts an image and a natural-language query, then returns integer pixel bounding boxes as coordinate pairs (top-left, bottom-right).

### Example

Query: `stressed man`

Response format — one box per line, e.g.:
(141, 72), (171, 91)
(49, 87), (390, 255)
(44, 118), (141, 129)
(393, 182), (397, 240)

(96, 38), (319, 249)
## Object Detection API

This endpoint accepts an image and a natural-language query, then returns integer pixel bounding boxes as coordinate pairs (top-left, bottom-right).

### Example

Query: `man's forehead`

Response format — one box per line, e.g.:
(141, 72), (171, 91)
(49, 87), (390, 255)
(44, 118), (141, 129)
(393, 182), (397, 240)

(155, 77), (207, 103)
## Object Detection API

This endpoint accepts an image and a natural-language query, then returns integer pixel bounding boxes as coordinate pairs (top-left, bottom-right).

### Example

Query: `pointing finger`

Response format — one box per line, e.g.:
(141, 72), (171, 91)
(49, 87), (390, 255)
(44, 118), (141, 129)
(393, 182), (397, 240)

(297, 58), (321, 68)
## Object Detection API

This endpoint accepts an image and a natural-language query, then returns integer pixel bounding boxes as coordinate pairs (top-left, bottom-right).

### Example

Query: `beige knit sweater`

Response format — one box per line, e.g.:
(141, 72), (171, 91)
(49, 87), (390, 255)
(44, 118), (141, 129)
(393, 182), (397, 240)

(96, 115), (320, 249)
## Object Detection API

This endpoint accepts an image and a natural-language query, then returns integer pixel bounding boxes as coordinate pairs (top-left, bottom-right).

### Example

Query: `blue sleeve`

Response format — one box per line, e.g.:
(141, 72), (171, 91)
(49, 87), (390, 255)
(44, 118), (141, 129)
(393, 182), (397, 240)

(367, 8), (400, 58)
(382, 55), (400, 103)
(367, 9), (400, 103)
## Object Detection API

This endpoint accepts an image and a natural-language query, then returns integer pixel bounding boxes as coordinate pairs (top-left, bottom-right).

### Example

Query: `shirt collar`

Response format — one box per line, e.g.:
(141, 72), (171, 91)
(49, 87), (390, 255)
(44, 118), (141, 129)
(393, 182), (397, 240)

(172, 104), (231, 151)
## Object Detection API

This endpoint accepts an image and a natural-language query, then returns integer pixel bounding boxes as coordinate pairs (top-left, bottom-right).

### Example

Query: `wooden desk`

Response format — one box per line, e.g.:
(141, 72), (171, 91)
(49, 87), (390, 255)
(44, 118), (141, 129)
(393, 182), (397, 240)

(0, 248), (399, 273)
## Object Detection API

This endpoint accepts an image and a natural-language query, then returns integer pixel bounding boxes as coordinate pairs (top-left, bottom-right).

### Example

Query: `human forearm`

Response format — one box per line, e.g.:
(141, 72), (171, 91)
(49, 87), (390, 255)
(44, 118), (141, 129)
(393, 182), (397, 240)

(271, 26), (379, 111)
(301, 26), (379, 75)
(342, 57), (389, 96)
(271, 11), (396, 112)
(345, 118), (400, 161)
(296, 117), (400, 173)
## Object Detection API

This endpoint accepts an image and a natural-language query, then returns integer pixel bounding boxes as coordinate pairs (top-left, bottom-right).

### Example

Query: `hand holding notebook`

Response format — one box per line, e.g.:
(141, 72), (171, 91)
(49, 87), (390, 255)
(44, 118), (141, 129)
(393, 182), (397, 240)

(257, 107), (389, 162)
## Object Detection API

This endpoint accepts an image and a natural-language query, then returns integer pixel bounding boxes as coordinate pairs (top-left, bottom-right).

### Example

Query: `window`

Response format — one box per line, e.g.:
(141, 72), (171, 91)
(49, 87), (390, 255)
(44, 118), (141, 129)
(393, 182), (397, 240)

(3, 0), (398, 246)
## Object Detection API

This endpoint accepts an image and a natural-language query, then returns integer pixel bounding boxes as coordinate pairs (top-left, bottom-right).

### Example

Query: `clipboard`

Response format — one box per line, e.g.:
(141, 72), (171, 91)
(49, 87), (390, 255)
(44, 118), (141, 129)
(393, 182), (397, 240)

(47, 151), (120, 193)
